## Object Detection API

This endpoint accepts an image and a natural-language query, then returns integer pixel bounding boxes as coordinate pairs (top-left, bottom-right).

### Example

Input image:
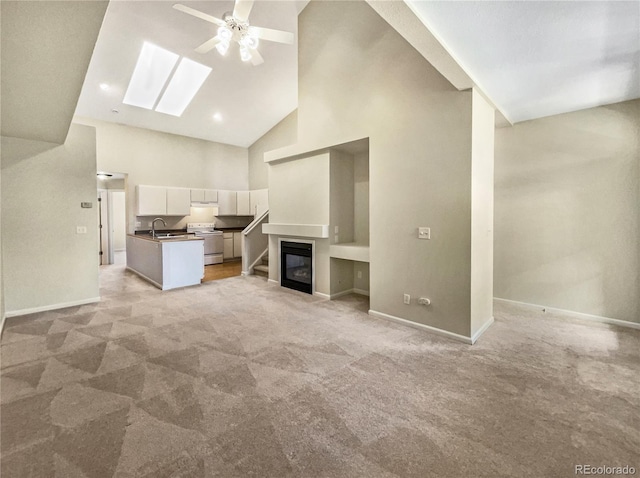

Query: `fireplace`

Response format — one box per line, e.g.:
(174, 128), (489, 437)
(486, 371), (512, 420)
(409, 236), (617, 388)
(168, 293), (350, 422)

(280, 241), (313, 294)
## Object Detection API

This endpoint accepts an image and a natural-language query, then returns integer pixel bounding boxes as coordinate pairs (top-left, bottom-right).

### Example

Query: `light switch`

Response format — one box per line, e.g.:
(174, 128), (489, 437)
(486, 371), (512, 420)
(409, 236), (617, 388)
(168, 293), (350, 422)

(334, 226), (339, 234)
(403, 294), (411, 305)
(418, 227), (431, 240)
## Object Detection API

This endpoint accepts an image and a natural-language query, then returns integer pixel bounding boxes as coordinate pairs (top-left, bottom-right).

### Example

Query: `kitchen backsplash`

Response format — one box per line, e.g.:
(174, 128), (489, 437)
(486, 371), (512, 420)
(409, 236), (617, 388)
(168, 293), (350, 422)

(134, 207), (252, 231)
(213, 216), (253, 229)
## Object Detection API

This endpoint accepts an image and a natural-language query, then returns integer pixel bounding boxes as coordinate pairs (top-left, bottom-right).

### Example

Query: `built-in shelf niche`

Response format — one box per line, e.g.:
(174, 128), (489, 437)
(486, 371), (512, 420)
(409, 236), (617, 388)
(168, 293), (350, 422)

(328, 138), (370, 298)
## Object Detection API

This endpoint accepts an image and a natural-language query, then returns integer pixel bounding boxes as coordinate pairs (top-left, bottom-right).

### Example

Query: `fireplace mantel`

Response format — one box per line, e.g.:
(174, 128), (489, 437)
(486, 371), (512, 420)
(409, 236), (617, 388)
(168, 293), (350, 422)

(262, 223), (329, 239)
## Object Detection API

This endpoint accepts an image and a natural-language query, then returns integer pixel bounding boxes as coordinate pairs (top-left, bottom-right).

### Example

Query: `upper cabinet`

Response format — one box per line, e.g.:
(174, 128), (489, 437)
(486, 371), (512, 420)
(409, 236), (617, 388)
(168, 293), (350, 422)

(166, 188), (191, 216)
(217, 190), (237, 216)
(136, 185), (190, 216)
(137, 185), (268, 217)
(236, 191), (251, 216)
(191, 189), (218, 205)
(250, 188), (269, 216)
(136, 185), (167, 216)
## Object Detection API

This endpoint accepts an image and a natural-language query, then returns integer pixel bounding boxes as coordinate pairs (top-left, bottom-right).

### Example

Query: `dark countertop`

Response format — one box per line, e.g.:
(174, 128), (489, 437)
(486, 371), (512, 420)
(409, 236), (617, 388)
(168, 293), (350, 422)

(128, 233), (203, 243)
(216, 228), (246, 232)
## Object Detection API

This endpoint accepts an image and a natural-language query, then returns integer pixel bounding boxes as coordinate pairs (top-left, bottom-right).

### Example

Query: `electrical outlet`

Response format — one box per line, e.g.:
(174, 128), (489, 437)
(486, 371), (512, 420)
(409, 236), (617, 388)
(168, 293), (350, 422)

(418, 227), (431, 240)
(135, 221), (141, 227)
(357, 271), (362, 279)
(148, 222), (152, 227)
(403, 294), (411, 305)
(76, 226), (87, 234)
(334, 235), (339, 243)
(335, 226), (339, 234)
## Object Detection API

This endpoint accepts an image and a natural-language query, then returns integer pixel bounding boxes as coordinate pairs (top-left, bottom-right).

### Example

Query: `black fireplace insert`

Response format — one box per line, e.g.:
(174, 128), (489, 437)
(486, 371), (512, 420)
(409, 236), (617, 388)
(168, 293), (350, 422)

(281, 241), (312, 294)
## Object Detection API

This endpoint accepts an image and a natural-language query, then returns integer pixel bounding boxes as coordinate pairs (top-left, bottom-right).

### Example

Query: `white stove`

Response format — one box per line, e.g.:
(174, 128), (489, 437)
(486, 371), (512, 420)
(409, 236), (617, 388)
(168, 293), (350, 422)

(187, 223), (223, 265)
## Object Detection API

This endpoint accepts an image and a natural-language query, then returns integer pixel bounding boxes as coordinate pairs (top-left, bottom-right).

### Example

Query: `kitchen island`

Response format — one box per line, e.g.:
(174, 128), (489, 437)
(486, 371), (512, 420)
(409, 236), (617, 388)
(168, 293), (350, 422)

(126, 234), (204, 290)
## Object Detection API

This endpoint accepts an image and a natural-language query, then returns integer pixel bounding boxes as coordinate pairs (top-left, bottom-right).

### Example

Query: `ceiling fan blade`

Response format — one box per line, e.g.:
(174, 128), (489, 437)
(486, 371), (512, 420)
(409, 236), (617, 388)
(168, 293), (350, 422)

(173, 4), (226, 27)
(232, 0), (254, 22)
(250, 49), (264, 66)
(195, 36), (222, 54)
(250, 26), (294, 44)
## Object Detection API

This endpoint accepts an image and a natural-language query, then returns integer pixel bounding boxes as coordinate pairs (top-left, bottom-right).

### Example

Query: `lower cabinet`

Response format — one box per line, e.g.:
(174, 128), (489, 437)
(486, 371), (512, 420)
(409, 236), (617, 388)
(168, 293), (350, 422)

(223, 233), (234, 260)
(233, 232), (243, 258)
(222, 231), (243, 260)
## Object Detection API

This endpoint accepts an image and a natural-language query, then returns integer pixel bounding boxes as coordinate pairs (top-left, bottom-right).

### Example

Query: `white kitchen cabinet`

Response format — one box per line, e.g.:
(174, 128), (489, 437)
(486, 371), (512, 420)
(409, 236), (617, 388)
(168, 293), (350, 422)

(223, 232), (234, 259)
(218, 190), (237, 216)
(233, 232), (243, 258)
(136, 185), (167, 216)
(166, 187), (191, 216)
(250, 189), (269, 216)
(236, 191), (251, 216)
(191, 189), (218, 204)
(190, 189), (205, 203)
(204, 189), (218, 203)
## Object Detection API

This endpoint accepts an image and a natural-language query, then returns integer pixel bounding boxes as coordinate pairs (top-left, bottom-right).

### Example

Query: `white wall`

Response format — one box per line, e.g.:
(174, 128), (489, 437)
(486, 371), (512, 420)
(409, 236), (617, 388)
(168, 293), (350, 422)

(111, 191), (126, 251)
(268, 153), (331, 294)
(293, 1), (474, 337)
(248, 110), (297, 190)
(471, 89), (495, 336)
(495, 99), (640, 323)
(74, 117), (248, 231)
(353, 151), (370, 244)
(1, 124), (100, 315)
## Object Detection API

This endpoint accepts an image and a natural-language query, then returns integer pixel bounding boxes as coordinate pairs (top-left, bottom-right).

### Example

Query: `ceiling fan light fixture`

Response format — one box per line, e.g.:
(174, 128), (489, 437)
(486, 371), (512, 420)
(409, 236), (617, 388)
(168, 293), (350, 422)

(239, 45), (252, 62)
(240, 34), (259, 50)
(216, 40), (230, 56)
(218, 26), (233, 42)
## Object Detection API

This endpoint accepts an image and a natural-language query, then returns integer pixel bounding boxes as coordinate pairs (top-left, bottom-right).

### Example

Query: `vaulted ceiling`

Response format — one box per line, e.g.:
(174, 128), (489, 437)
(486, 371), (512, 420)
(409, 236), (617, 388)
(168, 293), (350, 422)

(2, 1), (637, 148)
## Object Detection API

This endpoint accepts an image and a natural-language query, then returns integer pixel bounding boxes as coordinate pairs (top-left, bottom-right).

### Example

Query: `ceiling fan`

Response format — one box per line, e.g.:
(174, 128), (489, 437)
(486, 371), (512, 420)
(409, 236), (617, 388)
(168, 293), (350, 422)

(173, 0), (294, 66)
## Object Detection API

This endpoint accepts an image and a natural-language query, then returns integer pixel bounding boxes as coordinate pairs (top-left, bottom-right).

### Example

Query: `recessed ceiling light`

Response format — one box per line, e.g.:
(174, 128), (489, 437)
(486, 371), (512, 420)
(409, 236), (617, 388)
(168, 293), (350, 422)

(155, 58), (212, 117)
(212, 112), (223, 121)
(99, 83), (110, 91)
(123, 42), (179, 110)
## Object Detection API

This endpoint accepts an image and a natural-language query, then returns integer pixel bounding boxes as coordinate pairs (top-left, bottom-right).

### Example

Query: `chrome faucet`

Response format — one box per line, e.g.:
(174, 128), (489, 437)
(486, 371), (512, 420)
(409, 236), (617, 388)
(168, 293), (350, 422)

(151, 218), (167, 238)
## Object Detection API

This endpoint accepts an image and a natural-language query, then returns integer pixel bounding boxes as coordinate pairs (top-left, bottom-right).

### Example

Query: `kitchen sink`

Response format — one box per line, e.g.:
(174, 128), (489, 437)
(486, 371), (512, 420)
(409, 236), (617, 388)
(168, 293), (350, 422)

(154, 234), (191, 240)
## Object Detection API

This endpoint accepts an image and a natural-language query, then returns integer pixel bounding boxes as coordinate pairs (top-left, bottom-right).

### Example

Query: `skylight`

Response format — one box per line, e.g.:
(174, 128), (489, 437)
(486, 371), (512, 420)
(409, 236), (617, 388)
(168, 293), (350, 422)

(123, 42), (211, 117)
(155, 58), (212, 117)
(123, 42), (178, 110)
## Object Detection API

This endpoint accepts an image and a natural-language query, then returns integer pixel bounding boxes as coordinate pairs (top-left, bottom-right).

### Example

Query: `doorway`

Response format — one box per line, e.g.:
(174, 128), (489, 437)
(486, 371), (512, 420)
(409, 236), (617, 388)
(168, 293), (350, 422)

(97, 172), (127, 265)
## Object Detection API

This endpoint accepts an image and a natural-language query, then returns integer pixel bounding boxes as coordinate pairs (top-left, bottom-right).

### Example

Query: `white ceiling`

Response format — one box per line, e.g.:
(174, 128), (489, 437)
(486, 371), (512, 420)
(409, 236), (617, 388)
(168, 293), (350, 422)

(76, 1), (305, 148)
(74, 0), (640, 146)
(1, 1), (108, 144)
(406, 0), (640, 123)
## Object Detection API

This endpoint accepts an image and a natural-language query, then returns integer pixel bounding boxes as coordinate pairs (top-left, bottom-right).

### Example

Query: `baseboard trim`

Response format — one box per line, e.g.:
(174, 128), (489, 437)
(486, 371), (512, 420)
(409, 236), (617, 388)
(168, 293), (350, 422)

(4, 296), (101, 319)
(126, 267), (162, 290)
(368, 309), (473, 345)
(471, 317), (494, 344)
(314, 291), (330, 299)
(268, 279), (278, 285)
(330, 288), (371, 299)
(494, 298), (640, 331)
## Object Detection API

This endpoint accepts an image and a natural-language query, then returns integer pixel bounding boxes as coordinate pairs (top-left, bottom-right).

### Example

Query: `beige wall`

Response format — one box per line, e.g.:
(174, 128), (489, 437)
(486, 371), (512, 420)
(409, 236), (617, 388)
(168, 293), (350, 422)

(292, 1), (474, 336)
(495, 99), (640, 323)
(1, 124), (100, 315)
(74, 117), (249, 232)
(248, 110), (297, 190)
(111, 191), (127, 251)
(268, 153), (331, 294)
(471, 89), (495, 336)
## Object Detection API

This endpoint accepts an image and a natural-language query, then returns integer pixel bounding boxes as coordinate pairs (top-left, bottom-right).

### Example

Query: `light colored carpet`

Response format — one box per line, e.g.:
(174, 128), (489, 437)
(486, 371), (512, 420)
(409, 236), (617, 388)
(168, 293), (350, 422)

(1, 265), (638, 477)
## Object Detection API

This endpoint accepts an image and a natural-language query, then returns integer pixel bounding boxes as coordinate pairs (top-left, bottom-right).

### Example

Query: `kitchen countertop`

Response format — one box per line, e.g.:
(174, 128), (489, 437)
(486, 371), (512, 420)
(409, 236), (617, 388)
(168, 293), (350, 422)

(216, 228), (246, 232)
(128, 233), (203, 243)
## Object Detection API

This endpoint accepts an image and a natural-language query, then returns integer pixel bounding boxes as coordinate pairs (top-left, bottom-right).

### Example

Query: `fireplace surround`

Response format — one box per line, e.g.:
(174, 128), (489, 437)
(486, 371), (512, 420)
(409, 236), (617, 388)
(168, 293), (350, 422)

(280, 240), (313, 294)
